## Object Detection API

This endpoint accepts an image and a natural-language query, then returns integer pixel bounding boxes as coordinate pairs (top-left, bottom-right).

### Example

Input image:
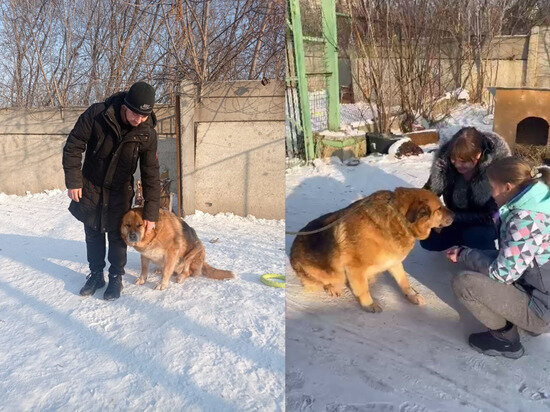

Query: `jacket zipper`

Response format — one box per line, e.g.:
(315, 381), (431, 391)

(103, 111), (121, 139)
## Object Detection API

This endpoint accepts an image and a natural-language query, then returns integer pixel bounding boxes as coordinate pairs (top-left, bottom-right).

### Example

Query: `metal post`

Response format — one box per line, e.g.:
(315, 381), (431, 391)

(288, 0), (315, 161)
(179, 81), (196, 217)
(322, 0), (340, 131)
(175, 94), (183, 217)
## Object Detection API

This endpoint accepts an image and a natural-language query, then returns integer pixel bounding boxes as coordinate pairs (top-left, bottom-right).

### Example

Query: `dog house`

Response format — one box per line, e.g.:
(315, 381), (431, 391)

(492, 87), (550, 158)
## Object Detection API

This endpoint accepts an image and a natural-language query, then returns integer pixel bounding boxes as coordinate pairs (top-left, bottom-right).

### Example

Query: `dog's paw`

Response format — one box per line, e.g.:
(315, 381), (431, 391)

(153, 267), (162, 275)
(324, 284), (342, 297)
(406, 293), (425, 306)
(135, 277), (146, 285)
(363, 301), (383, 313)
(154, 282), (168, 291)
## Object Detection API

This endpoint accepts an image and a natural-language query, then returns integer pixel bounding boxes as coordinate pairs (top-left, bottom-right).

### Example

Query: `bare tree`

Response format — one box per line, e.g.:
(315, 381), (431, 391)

(346, 0), (516, 133)
(502, 0), (550, 35)
(155, 0), (284, 94)
(347, 0), (452, 132)
(466, 0), (513, 102)
(0, 0), (284, 107)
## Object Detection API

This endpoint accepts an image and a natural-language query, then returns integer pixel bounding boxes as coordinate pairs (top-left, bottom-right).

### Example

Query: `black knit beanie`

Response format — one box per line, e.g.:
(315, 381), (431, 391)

(124, 81), (155, 115)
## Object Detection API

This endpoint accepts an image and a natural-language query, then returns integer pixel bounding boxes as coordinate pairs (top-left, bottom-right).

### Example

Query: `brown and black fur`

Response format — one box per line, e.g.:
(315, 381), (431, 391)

(121, 208), (234, 290)
(290, 188), (454, 312)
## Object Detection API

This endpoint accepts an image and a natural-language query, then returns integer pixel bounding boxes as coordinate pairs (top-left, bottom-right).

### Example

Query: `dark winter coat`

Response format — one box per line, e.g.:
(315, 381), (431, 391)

(62, 92), (160, 233)
(424, 131), (511, 225)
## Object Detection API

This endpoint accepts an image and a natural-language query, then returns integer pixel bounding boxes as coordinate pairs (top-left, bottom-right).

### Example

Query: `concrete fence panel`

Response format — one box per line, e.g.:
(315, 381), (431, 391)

(1, 134), (66, 195)
(0, 106), (178, 196)
(180, 80), (285, 220)
(348, 27), (550, 104)
(0, 80), (285, 221)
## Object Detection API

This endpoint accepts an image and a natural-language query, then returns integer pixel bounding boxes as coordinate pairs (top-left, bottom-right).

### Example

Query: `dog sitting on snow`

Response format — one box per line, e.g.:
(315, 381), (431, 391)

(121, 208), (233, 290)
(290, 188), (453, 312)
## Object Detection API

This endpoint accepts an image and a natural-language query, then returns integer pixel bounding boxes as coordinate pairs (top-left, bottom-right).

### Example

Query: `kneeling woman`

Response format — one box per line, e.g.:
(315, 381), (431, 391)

(448, 157), (550, 358)
(422, 127), (510, 251)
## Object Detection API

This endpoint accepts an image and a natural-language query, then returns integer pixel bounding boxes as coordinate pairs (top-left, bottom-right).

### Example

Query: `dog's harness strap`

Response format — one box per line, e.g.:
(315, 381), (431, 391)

(286, 191), (415, 237)
(286, 192), (400, 236)
(285, 215), (346, 236)
(285, 196), (373, 236)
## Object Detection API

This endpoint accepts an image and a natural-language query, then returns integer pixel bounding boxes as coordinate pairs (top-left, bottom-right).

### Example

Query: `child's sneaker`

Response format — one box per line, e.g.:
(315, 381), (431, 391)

(469, 322), (524, 359)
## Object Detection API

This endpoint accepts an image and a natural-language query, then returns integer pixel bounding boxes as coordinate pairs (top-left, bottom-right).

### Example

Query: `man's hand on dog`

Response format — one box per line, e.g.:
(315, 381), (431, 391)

(144, 220), (156, 234)
(69, 189), (156, 234)
(68, 188), (82, 202)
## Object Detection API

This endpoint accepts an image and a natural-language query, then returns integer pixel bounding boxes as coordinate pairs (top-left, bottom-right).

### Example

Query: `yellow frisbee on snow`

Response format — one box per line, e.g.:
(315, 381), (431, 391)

(261, 273), (286, 288)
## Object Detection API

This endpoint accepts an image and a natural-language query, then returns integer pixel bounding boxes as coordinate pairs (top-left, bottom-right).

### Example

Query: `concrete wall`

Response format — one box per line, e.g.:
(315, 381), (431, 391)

(350, 34), (534, 105)
(180, 80), (285, 220)
(1, 134), (66, 195)
(0, 106), (180, 196)
(526, 27), (550, 88)
(194, 122), (284, 218)
(0, 107), (80, 196)
(0, 80), (285, 220)
(342, 27), (550, 104)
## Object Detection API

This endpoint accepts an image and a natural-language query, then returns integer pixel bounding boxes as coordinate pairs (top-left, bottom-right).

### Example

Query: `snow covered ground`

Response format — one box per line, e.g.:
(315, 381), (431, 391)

(309, 91), (375, 133)
(0, 190), (285, 410)
(308, 90), (491, 134)
(285, 107), (550, 411)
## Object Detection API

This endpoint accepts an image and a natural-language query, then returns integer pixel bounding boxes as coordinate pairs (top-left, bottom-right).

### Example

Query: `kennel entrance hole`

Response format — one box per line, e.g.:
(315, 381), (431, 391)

(516, 116), (549, 146)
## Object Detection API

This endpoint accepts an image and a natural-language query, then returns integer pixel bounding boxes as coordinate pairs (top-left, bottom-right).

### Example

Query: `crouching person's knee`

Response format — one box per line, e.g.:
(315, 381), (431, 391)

(452, 272), (482, 302)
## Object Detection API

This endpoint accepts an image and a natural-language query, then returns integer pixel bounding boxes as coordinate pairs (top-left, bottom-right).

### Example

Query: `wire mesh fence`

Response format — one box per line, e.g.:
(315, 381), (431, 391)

(308, 89), (328, 132)
(285, 86), (305, 158)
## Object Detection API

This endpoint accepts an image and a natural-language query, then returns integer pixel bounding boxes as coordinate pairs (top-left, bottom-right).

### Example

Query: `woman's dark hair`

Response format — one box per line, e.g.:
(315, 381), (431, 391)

(487, 156), (550, 189)
(448, 127), (484, 163)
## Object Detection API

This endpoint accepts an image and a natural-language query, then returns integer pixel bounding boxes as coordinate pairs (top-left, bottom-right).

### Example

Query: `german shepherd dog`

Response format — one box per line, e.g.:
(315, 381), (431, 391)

(290, 188), (453, 312)
(121, 208), (234, 290)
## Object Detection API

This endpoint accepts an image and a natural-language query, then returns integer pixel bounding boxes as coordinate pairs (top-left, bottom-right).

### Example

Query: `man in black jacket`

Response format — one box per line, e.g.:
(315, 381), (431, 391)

(62, 81), (161, 300)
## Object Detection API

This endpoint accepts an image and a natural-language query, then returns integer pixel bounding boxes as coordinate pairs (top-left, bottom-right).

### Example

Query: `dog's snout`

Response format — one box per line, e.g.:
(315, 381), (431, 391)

(128, 232), (138, 242)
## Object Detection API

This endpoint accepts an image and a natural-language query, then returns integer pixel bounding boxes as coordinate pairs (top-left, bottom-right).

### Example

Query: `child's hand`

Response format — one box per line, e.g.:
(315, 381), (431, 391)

(445, 247), (461, 263)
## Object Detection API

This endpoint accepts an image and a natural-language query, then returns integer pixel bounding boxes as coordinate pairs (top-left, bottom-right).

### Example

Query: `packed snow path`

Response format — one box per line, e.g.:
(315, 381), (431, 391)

(0, 190), (285, 410)
(286, 155), (550, 412)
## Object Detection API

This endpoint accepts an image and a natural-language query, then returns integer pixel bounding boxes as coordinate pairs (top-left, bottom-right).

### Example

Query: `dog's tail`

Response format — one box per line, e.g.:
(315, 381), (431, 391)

(202, 262), (234, 280)
(289, 257), (325, 292)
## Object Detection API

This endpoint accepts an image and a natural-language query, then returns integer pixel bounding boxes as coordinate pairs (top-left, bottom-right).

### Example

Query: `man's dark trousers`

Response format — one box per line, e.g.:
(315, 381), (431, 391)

(84, 225), (127, 275)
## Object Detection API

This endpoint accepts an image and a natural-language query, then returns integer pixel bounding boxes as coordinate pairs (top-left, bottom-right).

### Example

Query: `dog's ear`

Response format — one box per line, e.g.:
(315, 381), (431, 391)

(405, 202), (431, 224)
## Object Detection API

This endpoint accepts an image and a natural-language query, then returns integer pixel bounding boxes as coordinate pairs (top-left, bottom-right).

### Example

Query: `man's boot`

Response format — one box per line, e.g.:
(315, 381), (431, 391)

(469, 322), (524, 359)
(79, 271), (106, 296)
(104, 273), (123, 301)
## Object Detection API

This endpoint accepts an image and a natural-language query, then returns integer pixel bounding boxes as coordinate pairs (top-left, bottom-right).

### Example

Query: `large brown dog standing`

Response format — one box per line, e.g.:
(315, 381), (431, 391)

(290, 188), (453, 312)
(121, 208), (234, 290)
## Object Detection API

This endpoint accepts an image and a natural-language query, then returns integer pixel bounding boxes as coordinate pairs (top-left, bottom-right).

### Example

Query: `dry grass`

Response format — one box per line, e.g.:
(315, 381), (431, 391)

(512, 144), (547, 167)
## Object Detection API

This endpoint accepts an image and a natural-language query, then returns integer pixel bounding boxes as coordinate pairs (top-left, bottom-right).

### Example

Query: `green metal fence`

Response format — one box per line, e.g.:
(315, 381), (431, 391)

(286, 0), (344, 161)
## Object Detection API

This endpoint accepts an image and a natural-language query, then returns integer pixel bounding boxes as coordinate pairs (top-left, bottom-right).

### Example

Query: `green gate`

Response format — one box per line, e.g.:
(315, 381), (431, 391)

(286, 0), (343, 161)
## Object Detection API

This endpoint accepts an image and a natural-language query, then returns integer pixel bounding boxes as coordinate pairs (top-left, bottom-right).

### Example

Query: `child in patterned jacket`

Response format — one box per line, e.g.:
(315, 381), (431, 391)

(446, 156), (550, 359)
